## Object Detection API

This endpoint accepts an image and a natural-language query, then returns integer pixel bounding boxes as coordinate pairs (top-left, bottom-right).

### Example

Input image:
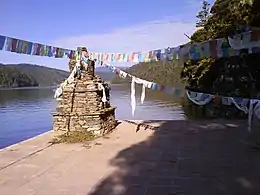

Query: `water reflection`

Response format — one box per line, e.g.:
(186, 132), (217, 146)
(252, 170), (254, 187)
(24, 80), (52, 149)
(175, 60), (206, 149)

(0, 87), (55, 106)
(0, 85), (187, 149)
(0, 84), (247, 149)
(110, 84), (186, 120)
(0, 87), (56, 149)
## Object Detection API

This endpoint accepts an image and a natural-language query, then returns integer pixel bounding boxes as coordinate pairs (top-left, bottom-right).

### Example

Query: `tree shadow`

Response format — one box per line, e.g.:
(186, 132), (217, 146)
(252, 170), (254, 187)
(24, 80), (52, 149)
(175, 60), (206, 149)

(89, 119), (260, 195)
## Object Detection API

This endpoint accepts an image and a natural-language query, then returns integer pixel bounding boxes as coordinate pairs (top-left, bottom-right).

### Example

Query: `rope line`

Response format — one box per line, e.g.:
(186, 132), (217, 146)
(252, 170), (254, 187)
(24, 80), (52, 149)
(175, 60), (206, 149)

(0, 29), (260, 62)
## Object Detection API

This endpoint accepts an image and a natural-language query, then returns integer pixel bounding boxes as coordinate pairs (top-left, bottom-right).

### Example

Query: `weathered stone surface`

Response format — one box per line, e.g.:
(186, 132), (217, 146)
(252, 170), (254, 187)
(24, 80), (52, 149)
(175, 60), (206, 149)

(52, 62), (116, 136)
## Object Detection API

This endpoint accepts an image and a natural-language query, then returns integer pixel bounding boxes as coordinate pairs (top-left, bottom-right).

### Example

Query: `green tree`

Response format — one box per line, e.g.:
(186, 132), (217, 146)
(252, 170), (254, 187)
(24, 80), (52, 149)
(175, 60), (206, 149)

(182, 0), (260, 98)
(191, 0), (260, 43)
(196, 0), (211, 28)
(0, 64), (69, 88)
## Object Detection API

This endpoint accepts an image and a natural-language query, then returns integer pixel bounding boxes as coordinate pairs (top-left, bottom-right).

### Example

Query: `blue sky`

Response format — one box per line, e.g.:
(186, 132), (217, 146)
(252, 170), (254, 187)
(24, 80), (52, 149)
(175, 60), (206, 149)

(0, 0), (214, 70)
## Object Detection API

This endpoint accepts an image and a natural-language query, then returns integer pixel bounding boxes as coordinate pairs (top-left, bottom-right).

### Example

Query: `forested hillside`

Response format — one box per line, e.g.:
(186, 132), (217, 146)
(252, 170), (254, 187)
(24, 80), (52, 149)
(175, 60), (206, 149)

(112, 61), (185, 87)
(0, 64), (69, 88)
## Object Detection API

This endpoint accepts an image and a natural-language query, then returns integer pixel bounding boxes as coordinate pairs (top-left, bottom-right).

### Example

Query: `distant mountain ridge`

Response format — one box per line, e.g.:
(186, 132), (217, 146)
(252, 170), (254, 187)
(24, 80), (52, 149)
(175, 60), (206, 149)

(95, 66), (127, 81)
(111, 61), (185, 87)
(0, 63), (69, 88)
(0, 63), (121, 88)
(95, 66), (128, 72)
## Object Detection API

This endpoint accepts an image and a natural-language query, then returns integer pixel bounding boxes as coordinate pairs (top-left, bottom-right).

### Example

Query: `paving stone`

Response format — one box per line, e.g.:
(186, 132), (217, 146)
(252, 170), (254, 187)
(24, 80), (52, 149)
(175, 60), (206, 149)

(0, 120), (260, 195)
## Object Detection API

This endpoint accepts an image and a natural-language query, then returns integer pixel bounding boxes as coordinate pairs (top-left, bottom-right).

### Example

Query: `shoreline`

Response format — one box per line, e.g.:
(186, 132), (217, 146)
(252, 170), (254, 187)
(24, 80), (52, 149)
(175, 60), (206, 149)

(1, 117), (258, 151)
(1, 119), (260, 194)
(1, 118), (258, 153)
(0, 130), (52, 152)
(0, 85), (184, 151)
(0, 86), (57, 90)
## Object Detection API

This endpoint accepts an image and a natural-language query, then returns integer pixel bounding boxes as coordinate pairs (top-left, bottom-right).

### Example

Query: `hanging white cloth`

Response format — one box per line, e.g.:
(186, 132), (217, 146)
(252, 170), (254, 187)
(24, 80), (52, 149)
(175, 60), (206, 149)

(185, 90), (213, 105)
(130, 76), (153, 116)
(54, 61), (81, 99)
(133, 77), (147, 104)
(229, 97), (249, 114)
(254, 100), (260, 119)
(228, 35), (243, 50)
(247, 99), (260, 132)
(98, 83), (107, 103)
(228, 31), (260, 51)
(118, 70), (128, 79)
(54, 87), (63, 99)
(131, 77), (136, 116)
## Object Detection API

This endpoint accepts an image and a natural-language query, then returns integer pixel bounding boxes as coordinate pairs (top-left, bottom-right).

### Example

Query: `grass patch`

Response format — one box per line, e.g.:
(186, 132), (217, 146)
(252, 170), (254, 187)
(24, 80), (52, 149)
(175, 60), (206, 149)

(50, 131), (95, 144)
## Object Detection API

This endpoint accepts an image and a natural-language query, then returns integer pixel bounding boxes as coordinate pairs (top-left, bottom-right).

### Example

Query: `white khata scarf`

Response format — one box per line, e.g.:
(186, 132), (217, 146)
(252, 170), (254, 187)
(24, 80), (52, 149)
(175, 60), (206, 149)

(131, 76), (153, 116)
(98, 83), (107, 103)
(54, 61), (81, 99)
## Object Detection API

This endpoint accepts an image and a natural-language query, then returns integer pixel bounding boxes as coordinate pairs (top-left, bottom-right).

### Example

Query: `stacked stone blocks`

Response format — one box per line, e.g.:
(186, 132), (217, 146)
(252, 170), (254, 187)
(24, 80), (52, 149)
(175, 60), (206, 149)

(52, 59), (116, 136)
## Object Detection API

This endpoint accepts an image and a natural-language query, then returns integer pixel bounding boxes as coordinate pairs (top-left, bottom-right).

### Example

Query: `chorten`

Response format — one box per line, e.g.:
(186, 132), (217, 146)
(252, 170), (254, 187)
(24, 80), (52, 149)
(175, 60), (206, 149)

(52, 48), (116, 136)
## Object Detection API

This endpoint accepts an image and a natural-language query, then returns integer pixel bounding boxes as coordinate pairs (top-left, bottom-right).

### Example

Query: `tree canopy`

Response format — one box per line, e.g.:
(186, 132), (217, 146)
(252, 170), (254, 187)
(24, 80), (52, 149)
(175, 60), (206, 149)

(0, 64), (69, 88)
(191, 0), (260, 42)
(181, 0), (260, 98)
(110, 0), (260, 119)
(112, 0), (260, 98)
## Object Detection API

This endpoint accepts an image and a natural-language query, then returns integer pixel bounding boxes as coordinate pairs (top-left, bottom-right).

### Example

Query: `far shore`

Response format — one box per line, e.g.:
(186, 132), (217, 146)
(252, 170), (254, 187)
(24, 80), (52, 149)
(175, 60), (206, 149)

(0, 86), (57, 90)
(0, 81), (120, 90)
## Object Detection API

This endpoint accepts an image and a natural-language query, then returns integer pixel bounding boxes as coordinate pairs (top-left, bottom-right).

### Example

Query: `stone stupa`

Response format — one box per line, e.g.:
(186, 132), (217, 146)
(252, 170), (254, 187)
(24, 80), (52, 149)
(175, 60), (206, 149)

(52, 50), (116, 136)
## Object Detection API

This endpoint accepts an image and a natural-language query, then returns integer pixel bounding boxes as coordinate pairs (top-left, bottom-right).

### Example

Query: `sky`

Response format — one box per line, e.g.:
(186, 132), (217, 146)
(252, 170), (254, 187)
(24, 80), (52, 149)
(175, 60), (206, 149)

(0, 0), (214, 71)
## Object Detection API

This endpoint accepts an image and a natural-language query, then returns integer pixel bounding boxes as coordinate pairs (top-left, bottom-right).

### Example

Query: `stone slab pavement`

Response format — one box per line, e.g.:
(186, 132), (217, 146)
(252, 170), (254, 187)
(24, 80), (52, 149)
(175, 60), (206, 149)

(0, 120), (260, 195)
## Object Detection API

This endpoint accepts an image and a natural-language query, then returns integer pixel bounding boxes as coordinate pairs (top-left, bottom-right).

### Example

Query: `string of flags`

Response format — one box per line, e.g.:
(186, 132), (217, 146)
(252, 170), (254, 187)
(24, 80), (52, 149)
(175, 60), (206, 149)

(1, 27), (260, 131)
(0, 35), (75, 58)
(1, 28), (260, 62)
(94, 29), (260, 63)
(103, 62), (260, 131)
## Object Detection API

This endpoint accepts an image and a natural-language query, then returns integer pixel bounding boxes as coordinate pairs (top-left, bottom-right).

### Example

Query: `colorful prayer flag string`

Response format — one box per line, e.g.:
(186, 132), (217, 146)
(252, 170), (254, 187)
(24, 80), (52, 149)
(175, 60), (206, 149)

(0, 35), (75, 59)
(1, 28), (260, 62)
(102, 62), (260, 131)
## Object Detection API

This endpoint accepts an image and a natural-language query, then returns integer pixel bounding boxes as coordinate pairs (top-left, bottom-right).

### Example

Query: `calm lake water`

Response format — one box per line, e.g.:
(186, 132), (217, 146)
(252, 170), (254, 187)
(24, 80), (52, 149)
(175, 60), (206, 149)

(0, 84), (186, 149)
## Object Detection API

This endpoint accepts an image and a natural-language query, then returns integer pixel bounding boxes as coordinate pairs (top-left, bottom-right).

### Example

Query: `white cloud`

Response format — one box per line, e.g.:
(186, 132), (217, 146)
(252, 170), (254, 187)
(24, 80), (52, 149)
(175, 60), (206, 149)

(52, 20), (197, 54)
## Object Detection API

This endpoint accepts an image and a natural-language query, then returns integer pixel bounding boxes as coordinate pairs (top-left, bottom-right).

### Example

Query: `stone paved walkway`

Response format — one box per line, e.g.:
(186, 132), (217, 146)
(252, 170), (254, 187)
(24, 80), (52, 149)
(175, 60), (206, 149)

(0, 120), (260, 195)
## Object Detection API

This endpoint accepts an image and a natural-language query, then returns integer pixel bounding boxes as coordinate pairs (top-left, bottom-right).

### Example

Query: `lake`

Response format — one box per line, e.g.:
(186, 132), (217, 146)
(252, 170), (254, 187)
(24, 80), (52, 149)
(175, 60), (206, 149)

(0, 84), (186, 149)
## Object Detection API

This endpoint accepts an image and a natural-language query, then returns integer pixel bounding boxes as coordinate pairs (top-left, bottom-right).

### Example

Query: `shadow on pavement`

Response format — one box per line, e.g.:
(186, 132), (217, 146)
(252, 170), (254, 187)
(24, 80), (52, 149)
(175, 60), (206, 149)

(89, 119), (260, 195)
